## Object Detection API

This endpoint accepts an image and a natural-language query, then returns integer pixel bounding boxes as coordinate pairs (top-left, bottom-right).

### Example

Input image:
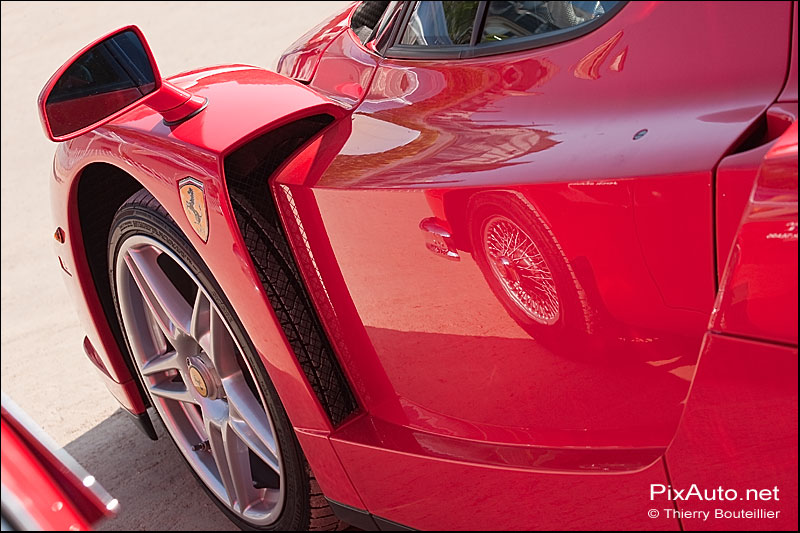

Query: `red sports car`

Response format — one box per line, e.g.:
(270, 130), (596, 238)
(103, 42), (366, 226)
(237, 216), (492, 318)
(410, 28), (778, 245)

(37, 1), (797, 530)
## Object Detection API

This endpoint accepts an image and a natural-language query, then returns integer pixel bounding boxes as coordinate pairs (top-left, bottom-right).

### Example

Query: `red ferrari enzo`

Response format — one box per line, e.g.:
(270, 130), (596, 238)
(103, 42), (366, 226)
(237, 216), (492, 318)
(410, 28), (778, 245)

(37, 1), (797, 531)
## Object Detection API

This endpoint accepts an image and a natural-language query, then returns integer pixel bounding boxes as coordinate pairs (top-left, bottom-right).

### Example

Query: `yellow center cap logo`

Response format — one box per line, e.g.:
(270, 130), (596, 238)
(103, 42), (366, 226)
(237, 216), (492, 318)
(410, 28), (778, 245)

(188, 366), (208, 397)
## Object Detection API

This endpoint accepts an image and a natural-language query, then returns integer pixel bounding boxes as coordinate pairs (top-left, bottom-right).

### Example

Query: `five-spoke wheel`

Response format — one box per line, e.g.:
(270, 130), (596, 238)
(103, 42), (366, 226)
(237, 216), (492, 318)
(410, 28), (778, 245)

(116, 236), (284, 526)
(108, 190), (342, 530)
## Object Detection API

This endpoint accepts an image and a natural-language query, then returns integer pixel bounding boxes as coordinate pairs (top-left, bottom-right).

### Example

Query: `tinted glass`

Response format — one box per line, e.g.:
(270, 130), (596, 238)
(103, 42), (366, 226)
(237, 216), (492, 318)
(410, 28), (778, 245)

(50, 43), (135, 102)
(401, 1), (480, 46)
(482, 1), (619, 43)
(45, 30), (156, 137)
(109, 30), (156, 86)
(48, 31), (154, 103)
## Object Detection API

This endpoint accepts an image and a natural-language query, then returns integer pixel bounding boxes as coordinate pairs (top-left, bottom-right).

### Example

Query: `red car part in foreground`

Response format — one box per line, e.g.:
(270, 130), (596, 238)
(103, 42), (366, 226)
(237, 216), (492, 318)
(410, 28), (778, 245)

(38, 1), (797, 530)
(1, 394), (117, 531)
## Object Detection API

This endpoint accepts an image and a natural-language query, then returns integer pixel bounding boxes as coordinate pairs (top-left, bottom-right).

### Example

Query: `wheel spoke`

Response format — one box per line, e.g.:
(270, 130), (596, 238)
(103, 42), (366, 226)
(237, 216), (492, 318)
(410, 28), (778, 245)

(208, 308), (238, 378)
(145, 304), (169, 355)
(191, 290), (211, 343)
(149, 379), (197, 405)
(190, 290), (238, 378)
(225, 375), (279, 472)
(124, 247), (192, 341)
(140, 350), (181, 377)
(116, 235), (284, 525)
(180, 401), (207, 440)
(205, 409), (255, 512)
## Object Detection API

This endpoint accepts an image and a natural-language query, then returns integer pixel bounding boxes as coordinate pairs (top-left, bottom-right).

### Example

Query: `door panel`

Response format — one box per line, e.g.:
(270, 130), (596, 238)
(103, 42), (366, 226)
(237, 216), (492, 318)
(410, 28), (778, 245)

(310, 180), (707, 446)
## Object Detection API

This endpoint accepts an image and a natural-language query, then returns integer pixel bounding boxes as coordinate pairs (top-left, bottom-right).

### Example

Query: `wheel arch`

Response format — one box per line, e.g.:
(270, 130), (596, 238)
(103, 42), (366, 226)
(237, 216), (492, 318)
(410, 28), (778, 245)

(65, 111), (355, 425)
(72, 162), (147, 407)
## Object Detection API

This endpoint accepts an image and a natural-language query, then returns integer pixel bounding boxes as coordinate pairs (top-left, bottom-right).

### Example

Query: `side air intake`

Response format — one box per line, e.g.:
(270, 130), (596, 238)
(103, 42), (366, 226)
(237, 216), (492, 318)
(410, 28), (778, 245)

(223, 115), (359, 426)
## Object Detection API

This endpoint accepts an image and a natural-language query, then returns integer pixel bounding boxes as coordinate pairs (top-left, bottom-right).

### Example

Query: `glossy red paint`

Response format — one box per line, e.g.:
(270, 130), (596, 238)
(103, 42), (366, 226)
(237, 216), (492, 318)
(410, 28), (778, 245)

(267, 1), (795, 528)
(712, 120), (798, 345)
(1, 397), (116, 530)
(43, 0), (798, 530)
(278, 156), (713, 450)
(276, 2), (357, 82)
(715, 103), (798, 279)
(665, 334), (798, 530)
(307, 27), (380, 109)
(778, 2), (798, 102)
(144, 81), (207, 124)
(296, 0), (777, 441)
(50, 177), (146, 413)
(1, 420), (91, 530)
(332, 431), (679, 530)
(667, 118), (797, 528)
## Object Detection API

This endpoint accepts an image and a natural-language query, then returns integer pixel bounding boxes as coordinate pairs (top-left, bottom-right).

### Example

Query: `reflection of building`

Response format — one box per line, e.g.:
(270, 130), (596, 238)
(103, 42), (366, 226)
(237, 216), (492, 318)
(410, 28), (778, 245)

(573, 30), (625, 80)
(320, 57), (561, 188)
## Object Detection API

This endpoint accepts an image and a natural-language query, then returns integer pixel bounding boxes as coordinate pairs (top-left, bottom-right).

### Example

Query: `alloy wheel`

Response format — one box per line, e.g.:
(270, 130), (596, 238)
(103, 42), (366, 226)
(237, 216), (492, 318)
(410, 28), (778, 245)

(115, 235), (284, 526)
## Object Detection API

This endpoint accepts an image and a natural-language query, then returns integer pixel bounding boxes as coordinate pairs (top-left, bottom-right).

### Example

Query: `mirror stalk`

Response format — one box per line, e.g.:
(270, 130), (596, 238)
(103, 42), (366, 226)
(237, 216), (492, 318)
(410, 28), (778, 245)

(146, 81), (207, 125)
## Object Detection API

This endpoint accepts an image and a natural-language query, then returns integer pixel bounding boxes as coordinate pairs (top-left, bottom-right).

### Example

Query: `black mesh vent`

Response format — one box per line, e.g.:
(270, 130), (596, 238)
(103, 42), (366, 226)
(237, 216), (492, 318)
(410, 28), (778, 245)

(223, 115), (359, 425)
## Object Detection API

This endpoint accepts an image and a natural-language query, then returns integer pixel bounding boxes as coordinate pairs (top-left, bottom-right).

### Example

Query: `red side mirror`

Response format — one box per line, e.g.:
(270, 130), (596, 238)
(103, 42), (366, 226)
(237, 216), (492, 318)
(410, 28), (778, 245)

(38, 25), (206, 142)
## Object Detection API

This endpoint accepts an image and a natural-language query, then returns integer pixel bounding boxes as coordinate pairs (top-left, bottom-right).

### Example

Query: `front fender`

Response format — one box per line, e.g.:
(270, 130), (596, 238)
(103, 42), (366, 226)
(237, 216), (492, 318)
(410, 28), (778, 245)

(52, 65), (363, 508)
(55, 62), (347, 414)
(51, 64), (363, 506)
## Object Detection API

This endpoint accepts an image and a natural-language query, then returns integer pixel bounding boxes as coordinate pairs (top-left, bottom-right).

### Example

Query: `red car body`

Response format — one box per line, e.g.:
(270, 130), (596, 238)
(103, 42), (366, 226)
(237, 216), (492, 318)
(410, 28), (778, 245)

(46, 1), (797, 530)
(1, 395), (117, 530)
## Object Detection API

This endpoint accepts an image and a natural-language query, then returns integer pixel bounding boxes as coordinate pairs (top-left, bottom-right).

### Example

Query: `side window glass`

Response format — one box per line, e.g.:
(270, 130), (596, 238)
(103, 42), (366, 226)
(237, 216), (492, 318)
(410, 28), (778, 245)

(400, 1), (481, 46)
(482, 1), (619, 43)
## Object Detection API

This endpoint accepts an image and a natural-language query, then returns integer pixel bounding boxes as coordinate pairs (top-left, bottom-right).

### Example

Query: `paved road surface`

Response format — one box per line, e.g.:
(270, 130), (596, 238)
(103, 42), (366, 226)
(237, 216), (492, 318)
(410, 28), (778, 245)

(0, 2), (348, 529)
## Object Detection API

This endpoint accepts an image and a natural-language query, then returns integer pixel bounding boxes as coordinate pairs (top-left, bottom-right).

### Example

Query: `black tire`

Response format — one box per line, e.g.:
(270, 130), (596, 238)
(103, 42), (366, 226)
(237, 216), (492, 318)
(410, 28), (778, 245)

(468, 192), (592, 343)
(108, 189), (342, 531)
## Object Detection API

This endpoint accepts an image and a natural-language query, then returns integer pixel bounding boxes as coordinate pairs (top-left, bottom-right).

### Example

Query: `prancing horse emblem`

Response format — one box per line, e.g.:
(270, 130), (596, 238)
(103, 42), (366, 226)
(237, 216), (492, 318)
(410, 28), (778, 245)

(179, 177), (209, 242)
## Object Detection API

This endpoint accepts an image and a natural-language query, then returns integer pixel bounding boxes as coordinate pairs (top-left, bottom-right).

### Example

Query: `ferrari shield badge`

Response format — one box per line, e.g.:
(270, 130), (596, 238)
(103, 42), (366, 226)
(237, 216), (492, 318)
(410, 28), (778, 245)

(179, 177), (209, 242)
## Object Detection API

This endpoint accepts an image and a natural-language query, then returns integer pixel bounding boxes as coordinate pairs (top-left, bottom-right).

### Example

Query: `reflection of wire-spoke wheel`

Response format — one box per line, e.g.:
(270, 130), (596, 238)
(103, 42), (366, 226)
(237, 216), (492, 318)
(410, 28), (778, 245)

(109, 190), (342, 531)
(483, 215), (560, 325)
(469, 192), (590, 342)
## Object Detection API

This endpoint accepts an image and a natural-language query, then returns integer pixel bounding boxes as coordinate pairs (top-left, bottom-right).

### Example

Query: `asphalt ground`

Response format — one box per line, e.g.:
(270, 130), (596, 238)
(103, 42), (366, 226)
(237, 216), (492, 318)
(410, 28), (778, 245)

(1, 2), (348, 529)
